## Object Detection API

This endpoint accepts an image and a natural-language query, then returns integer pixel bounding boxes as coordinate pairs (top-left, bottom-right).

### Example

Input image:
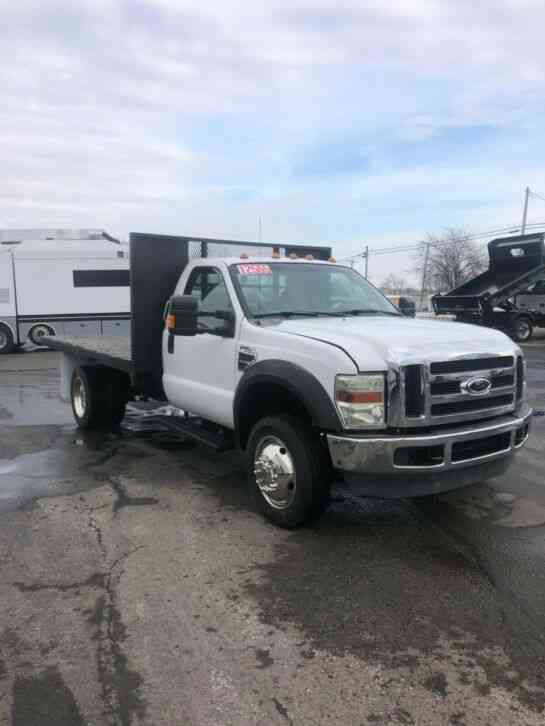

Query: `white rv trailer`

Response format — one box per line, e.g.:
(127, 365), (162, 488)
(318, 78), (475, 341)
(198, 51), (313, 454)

(0, 233), (130, 354)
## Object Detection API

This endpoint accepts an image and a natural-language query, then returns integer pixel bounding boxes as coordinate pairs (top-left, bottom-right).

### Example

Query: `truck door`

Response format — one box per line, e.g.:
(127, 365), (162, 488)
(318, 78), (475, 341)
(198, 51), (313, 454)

(162, 266), (238, 428)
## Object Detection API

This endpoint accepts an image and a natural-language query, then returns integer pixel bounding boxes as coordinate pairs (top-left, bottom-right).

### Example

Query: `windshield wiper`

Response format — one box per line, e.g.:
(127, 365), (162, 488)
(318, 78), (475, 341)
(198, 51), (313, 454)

(253, 311), (343, 319)
(337, 308), (401, 316)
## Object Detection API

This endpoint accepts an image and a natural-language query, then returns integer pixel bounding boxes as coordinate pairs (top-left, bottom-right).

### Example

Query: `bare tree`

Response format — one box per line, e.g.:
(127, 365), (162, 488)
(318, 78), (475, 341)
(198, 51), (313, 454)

(414, 229), (485, 294)
(381, 273), (407, 294)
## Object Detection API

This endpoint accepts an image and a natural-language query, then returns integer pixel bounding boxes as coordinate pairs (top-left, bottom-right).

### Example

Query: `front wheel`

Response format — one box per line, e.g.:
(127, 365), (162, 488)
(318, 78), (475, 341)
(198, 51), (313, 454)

(247, 415), (332, 528)
(511, 316), (533, 343)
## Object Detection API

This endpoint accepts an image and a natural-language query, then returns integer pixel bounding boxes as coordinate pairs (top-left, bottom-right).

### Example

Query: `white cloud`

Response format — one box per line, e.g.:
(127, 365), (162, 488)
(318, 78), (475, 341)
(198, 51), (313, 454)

(1, 0), (545, 259)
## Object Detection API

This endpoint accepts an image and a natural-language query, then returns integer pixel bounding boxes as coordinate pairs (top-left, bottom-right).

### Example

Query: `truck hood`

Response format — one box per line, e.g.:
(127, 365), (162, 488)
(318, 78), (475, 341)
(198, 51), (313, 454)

(270, 315), (518, 370)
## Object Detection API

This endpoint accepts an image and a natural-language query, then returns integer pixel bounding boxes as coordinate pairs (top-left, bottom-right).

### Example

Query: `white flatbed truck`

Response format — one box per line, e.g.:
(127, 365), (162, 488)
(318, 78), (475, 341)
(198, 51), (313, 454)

(44, 232), (532, 528)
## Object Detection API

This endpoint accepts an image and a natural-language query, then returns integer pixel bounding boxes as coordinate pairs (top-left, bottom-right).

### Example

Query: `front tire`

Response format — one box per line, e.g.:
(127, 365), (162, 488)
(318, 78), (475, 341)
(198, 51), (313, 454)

(511, 315), (533, 343)
(71, 366), (128, 430)
(0, 324), (15, 354)
(247, 414), (331, 528)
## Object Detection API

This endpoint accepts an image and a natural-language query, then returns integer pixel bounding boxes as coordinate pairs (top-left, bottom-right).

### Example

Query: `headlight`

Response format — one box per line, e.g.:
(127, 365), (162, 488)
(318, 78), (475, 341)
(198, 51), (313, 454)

(335, 374), (386, 429)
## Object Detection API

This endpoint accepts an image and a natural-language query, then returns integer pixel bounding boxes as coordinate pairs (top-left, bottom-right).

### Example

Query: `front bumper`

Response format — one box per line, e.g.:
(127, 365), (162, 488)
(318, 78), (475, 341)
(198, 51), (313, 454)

(326, 405), (532, 498)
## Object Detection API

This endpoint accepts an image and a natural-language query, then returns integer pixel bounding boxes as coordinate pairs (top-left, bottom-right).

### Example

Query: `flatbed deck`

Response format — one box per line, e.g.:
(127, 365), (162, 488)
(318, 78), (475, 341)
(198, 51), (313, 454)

(41, 336), (133, 373)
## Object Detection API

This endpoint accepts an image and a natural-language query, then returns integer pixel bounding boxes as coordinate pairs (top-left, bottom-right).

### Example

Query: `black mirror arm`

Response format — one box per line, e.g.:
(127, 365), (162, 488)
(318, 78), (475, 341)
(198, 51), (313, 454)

(198, 310), (235, 321)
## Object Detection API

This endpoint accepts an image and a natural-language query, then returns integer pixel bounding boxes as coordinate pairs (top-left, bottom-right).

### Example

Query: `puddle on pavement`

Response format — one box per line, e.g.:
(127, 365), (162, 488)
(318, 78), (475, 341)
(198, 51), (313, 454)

(0, 439), (114, 514)
(0, 401), (206, 514)
(0, 375), (73, 427)
(438, 485), (545, 528)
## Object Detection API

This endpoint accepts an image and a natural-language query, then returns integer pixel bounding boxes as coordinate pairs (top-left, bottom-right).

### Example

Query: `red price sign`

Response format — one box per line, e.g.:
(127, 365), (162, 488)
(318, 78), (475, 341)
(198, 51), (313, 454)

(237, 264), (272, 275)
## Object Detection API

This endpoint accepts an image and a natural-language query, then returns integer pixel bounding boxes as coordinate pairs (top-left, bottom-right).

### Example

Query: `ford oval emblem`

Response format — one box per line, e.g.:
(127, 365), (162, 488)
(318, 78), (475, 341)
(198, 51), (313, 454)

(461, 377), (492, 396)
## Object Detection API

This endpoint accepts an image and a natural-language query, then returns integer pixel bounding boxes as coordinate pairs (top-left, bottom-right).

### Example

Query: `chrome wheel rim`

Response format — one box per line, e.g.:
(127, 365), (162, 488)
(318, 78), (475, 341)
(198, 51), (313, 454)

(516, 320), (531, 340)
(254, 435), (296, 510)
(0, 330), (7, 349)
(73, 377), (87, 418)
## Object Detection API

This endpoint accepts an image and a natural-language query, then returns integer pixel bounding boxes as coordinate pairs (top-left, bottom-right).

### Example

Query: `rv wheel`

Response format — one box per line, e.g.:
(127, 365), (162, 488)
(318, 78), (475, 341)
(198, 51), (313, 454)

(0, 324), (15, 354)
(29, 324), (55, 345)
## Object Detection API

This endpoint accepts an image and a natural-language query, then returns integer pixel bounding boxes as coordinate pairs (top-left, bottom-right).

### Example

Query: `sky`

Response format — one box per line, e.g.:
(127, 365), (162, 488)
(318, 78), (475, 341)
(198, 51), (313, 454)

(2, 0), (545, 283)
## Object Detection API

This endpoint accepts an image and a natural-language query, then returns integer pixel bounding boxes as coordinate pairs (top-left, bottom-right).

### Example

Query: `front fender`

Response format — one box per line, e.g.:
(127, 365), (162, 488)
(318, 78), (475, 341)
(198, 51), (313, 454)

(233, 359), (343, 447)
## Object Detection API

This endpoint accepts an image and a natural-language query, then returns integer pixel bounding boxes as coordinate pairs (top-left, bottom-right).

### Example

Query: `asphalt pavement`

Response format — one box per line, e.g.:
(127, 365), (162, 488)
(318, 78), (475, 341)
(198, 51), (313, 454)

(0, 344), (544, 725)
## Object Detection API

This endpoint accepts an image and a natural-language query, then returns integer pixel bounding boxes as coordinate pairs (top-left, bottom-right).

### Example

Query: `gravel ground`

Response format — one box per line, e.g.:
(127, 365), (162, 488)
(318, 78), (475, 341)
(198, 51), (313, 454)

(0, 344), (544, 726)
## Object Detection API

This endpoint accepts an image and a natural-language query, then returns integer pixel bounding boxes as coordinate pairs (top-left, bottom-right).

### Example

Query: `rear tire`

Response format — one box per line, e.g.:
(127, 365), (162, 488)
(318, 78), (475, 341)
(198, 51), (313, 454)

(247, 414), (332, 528)
(0, 324), (15, 354)
(71, 366), (128, 430)
(511, 315), (533, 343)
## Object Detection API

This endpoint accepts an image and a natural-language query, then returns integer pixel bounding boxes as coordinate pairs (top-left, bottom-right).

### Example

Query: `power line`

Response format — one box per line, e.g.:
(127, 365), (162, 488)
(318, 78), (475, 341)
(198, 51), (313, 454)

(530, 190), (545, 204)
(338, 221), (545, 263)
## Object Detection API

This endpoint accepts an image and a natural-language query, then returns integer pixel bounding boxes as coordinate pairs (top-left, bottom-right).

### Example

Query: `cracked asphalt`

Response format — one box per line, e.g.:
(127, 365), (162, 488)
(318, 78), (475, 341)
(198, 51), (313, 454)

(0, 343), (544, 725)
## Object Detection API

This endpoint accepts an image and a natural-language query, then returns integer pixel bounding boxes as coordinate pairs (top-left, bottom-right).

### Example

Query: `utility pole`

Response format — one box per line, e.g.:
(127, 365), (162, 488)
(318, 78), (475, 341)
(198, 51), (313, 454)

(258, 218), (262, 243)
(364, 245), (369, 279)
(420, 241), (430, 309)
(521, 186), (530, 234)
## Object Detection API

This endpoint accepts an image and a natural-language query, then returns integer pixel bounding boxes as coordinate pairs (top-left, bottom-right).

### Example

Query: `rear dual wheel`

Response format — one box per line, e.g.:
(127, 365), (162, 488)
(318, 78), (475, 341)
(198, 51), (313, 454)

(71, 366), (129, 430)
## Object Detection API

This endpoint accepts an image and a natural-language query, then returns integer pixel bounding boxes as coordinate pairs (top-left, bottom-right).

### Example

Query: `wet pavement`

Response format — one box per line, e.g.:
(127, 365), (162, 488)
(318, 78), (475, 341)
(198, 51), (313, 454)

(0, 347), (544, 725)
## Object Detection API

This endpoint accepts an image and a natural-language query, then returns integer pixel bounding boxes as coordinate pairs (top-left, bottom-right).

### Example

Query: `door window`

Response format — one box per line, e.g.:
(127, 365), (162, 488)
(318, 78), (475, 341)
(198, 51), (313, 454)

(184, 268), (234, 333)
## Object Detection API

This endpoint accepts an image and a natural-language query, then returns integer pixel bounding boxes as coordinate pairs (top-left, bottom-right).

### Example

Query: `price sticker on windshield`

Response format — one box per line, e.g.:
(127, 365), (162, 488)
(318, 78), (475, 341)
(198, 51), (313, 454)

(237, 264), (272, 275)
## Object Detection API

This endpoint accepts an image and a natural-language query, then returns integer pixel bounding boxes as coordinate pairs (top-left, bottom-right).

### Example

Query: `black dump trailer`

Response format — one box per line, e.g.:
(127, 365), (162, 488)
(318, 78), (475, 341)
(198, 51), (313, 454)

(43, 232), (332, 437)
(432, 233), (545, 342)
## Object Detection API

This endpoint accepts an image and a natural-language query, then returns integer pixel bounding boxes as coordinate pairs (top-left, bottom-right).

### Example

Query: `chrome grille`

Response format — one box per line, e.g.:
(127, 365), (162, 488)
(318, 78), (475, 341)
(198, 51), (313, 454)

(429, 356), (514, 374)
(398, 355), (522, 427)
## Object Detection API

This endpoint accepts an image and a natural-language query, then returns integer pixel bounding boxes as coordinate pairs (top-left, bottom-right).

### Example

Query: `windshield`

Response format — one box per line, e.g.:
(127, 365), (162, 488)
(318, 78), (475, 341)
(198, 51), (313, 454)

(231, 262), (400, 318)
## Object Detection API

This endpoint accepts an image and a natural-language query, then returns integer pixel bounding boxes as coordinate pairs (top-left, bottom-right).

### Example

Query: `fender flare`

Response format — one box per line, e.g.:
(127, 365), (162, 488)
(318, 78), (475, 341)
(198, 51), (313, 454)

(233, 359), (343, 447)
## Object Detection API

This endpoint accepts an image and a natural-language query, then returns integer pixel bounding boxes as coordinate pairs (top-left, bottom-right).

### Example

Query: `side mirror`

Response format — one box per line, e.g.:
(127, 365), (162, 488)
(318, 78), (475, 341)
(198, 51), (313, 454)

(166, 295), (198, 336)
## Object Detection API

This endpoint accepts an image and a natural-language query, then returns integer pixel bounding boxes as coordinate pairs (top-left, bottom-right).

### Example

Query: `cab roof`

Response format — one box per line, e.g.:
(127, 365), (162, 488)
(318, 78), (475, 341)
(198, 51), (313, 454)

(203, 256), (339, 266)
